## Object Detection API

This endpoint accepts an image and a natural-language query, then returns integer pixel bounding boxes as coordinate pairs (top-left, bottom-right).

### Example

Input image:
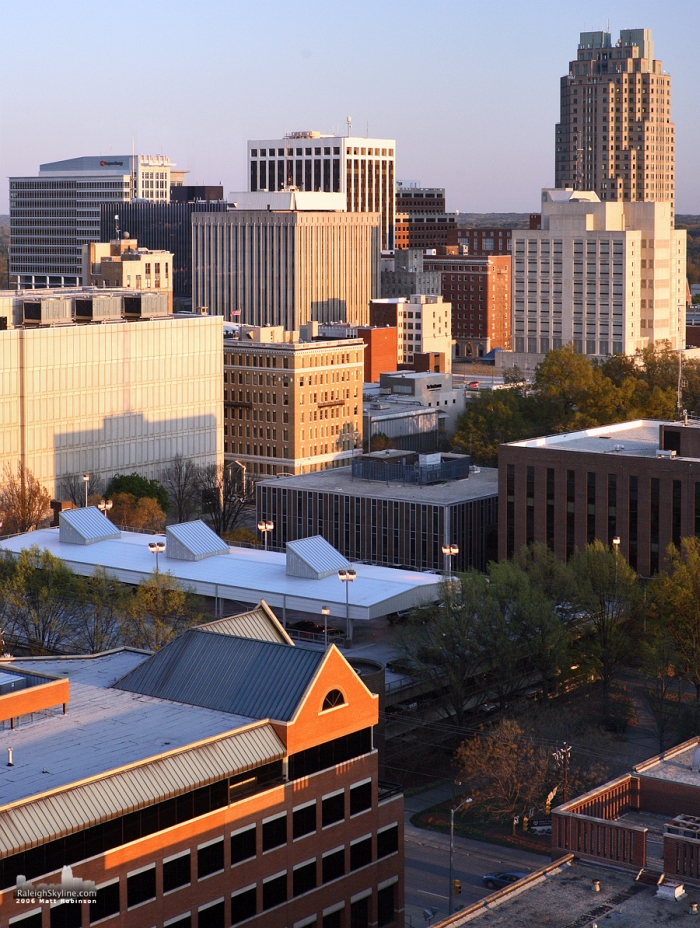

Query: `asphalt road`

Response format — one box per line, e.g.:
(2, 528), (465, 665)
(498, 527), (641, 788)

(403, 820), (545, 926)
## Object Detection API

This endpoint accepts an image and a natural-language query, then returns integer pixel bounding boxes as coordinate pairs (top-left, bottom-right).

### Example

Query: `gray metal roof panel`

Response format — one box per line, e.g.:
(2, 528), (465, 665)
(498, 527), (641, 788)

(114, 630), (323, 721)
(165, 520), (229, 560)
(59, 507), (120, 545)
(197, 603), (292, 644)
(286, 535), (349, 578)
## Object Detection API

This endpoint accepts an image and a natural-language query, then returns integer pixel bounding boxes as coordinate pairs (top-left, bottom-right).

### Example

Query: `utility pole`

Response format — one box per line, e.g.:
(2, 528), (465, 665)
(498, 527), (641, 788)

(562, 744), (571, 802)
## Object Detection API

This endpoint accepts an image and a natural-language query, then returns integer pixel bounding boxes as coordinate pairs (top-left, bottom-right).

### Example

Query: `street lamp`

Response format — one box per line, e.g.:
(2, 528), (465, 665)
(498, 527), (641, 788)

(257, 520), (274, 551)
(321, 606), (330, 649)
(441, 543), (459, 581)
(148, 540), (165, 572)
(98, 499), (113, 515)
(338, 568), (357, 645)
(82, 474), (90, 508)
(448, 796), (472, 915)
(612, 535), (621, 606)
(233, 459), (247, 495)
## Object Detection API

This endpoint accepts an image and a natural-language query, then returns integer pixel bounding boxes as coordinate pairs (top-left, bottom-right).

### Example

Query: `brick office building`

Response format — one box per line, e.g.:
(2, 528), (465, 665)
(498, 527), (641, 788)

(453, 227), (513, 256)
(0, 603), (403, 928)
(498, 418), (700, 575)
(393, 187), (457, 251)
(422, 250), (511, 359)
(357, 326), (398, 383)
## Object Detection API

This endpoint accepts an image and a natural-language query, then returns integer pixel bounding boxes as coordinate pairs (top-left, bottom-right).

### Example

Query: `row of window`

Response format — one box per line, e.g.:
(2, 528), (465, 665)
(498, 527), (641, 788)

(514, 240), (624, 256)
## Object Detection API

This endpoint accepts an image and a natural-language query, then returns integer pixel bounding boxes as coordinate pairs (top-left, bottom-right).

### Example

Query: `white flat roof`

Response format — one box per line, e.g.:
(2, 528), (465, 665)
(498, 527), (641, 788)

(0, 529), (443, 621)
(0, 651), (253, 807)
(508, 419), (669, 457)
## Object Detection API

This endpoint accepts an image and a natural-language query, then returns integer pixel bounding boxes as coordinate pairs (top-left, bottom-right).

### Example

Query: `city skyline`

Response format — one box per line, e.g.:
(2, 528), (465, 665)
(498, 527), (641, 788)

(1, 0), (698, 215)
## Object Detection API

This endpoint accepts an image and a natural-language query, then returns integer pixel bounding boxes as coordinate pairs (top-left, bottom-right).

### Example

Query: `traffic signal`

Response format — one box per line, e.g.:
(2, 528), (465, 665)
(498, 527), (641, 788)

(453, 880), (461, 895)
(522, 815), (529, 832)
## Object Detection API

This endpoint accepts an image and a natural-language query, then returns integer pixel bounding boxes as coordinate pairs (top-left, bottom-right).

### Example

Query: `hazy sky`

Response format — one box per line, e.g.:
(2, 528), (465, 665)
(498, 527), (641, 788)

(1, 0), (698, 214)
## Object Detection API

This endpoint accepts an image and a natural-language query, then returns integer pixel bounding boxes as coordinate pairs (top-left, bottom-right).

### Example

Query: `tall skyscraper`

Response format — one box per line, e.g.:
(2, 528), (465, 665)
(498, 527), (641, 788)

(555, 29), (675, 215)
(10, 154), (174, 287)
(247, 131), (395, 249)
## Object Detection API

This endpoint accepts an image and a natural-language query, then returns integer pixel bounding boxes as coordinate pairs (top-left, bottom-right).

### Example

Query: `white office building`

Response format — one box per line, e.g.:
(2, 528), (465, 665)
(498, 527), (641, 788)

(370, 295), (453, 370)
(513, 188), (686, 357)
(246, 131), (395, 249)
(10, 154), (174, 287)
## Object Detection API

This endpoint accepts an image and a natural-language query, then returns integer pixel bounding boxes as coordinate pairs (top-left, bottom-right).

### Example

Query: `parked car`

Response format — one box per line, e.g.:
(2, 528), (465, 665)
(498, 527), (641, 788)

(468, 380), (481, 388)
(386, 658), (414, 676)
(482, 871), (530, 890)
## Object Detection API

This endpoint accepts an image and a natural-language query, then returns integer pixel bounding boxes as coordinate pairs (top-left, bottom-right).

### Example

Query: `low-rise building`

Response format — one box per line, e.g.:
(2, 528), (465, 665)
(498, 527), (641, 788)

(0, 598), (403, 928)
(224, 324), (364, 476)
(357, 326), (398, 383)
(498, 417), (700, 575)
(257, 456), (498, 572)
(369, 295), (452, 371)
(377, 372), (465, 431)
(380, 249), (442, 300)
(83, 235), (174, 311)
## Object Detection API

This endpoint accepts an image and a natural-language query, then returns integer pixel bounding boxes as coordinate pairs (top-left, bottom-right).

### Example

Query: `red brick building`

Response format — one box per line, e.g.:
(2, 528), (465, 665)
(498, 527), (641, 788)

(0, 603), (403, 928)
(453, 228), (513, 256)
(423, 250), (511, 359)
(357, 326), (398, 382)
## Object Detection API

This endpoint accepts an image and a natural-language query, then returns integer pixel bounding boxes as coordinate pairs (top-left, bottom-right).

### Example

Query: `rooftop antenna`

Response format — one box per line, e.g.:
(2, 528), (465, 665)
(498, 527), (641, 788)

(347, 116), (352, 138)
(114, 213), (120, 240)
(131, 136), (136, 199)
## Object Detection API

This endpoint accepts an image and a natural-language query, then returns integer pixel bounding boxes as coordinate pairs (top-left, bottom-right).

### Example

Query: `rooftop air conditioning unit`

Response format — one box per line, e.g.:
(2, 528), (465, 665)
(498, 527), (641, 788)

(657, 449), (677, 459)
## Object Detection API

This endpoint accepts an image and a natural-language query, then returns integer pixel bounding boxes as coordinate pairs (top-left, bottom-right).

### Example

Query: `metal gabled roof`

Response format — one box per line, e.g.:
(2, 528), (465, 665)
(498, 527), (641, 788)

(0, 722), (284, 857)
(197, 600), (293, 645)
(59, 507), (120, 545)
(165, 520), (229, 561)
(286, 535), (349, 579)
(113, 630), (324, 721)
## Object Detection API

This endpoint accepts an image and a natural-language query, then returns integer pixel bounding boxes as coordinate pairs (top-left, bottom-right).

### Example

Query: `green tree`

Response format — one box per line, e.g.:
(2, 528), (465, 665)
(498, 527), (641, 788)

(123, 572), (201, 651)
(653, 537), (700, 701)
(452, 389), (532, 466)
(70, 568), (128, 653)
(639, 617), (678, 752)
(106, 473), (169, 512)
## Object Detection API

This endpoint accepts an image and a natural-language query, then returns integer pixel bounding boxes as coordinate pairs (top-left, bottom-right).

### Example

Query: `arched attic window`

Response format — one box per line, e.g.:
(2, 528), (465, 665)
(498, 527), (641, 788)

(322, 689), (346, 711)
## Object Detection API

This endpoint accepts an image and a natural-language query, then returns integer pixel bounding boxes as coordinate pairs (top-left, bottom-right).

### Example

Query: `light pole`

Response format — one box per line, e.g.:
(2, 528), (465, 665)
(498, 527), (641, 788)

(98, 499), (113, 516)
(257, 520), (274, 552)
(148, 540), (165, 572)
(449, 796), (472, 915)
(612, 535), (621, 606)
(338, 568), (357, 645)
(82, 474), (90, 508)
(321, 606), (330, 649)
(233, 459), (247, 495)
(441, 543), (459, 581)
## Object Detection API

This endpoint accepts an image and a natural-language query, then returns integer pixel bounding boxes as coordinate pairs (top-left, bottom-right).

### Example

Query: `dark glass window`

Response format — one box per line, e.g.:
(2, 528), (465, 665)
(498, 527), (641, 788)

(351, 897), (369, 928)
(269, 161), (276, 191)
(333, 160), (340, 192)
(250, 162), (258, 192)
(650, 477), (660, 574)
(13, 915), (42, 928)
(587, 472), (596, 544)
(378, 884), (396, 927)
(198, 900), (224, 928)
(506, 464), (515, 557)
(526, 465), (535, 545)
(293, 860), (317, 896)
(262, 814), (287, 851)
(673, 480), (682, 548)
(323, 159), (331, 192)
(164, 917), (190, 928)
(350, 837), (372, 870)
(322, 689), (345, 710)
(322, 849), (345, 883)
(163, 852), (190, 892)
(293, 803), (316, 839)
(629, 476), (638, 571)
(314, 159), (321, 191)
(546, 468), (555, 550)
(263, 873), (287, 910)
(231, 887), (256, 924)
(305, 160), (312, 191)
(607, 474), (617, 545)
(127, 866), (156, 908)
(566, 470), (575, 560)
(50, 904), (82, 928)
(198, 839), (224, 879)
(350, 781), (372, 816)
(288, 729), (371, 781)
(89, 880), (120, 923)
(377, 825), (399, 858)
(323, 912), (342, 928)
(322, 792), (345, 827)
(231, 825), (256, 864)
(260, 161), (267, 190)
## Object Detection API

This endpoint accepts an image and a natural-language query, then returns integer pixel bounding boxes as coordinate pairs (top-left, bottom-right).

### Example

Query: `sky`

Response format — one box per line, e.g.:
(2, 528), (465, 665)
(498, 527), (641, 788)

(1, 0), (698, 214)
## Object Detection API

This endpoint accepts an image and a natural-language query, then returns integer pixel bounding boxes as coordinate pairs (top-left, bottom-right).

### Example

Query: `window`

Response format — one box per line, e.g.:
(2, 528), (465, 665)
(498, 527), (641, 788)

(198, 838), (224, 879)
(351, 896), (369, 928)
(323, 912), (342, 928)
(546, 468), (555, 551)
(322, 689), (346, 710)
(231, 886), (256, 924)
(13, 914), (42, 928)
(263, 873), (287, 910)
(89, 881), (120, 923)
(127, 865), (156, 908)
(350, 836), (372, 870)
(293, 803), (316, 839)
(322, 792), (345, 827)
(673, 480), (682, 549)
(350, 780), (372, 816)
(650, 477), (660, 574)
(377, 824), (399, 858)
(163, 851), (190, 893)
(288, 728), (371, 780)
(566, 470), (576, 561)
(526, 465), (535, 545)
(629, 476), (639, 571)
(198, 899), (225, 928)
(293, 860), (317, 896)
(50, 905), (82, 928)
(231, 825), (256, 864)
(507, 463), (515, 558)
(378, 884), (396, 926)
(263, 813), (287, 851)
(322, 848), (345, 883)
(164, 916), (191, 928)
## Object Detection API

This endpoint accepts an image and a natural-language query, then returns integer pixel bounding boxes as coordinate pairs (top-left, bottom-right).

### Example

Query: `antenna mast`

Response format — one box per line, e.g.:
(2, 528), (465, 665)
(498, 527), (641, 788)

(347, 116), (352, 137)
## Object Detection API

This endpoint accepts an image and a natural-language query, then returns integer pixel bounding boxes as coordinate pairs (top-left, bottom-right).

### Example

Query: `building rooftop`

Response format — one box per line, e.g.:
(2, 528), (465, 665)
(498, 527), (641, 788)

(257, 464), (498, 505)
(508, 419), (670, 457)
(0, 527), (443, 621)
(441, 856), (696, 927)
(634, 739), (700, 788)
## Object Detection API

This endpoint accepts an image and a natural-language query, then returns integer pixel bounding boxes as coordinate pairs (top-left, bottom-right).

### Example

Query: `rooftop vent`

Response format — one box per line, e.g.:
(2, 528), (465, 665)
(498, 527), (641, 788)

(657, 449), (677, 459)
(59, 507), (120, 545)
(165, 520), (229, 561)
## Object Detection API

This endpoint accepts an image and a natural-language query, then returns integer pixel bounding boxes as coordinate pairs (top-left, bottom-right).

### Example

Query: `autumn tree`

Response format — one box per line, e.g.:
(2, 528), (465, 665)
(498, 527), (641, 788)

(106, 473), (169, 512)
(198, 463), (253, 536)
(161, 454), (201, 524)
(108, 493), (166, 532)
(0, 463), (51, 533)
(123, 572), (201, 651)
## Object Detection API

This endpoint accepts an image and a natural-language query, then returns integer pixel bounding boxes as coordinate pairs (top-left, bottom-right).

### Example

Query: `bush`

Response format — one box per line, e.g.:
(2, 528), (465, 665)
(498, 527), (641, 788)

(106, 473), (169, 512)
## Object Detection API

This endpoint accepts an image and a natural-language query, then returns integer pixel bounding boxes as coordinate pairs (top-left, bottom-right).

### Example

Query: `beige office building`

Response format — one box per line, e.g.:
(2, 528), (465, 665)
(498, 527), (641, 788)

(555, 28), (675, 214)
(224, 325), (364, 476)
(369, 295), (453, 370)
(513, 189), (686, 358)
(82, 236), (174, 310)
(192, 204), (380, 328)
(0, 311), (223, 496)
(247, 131), (395, 249)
